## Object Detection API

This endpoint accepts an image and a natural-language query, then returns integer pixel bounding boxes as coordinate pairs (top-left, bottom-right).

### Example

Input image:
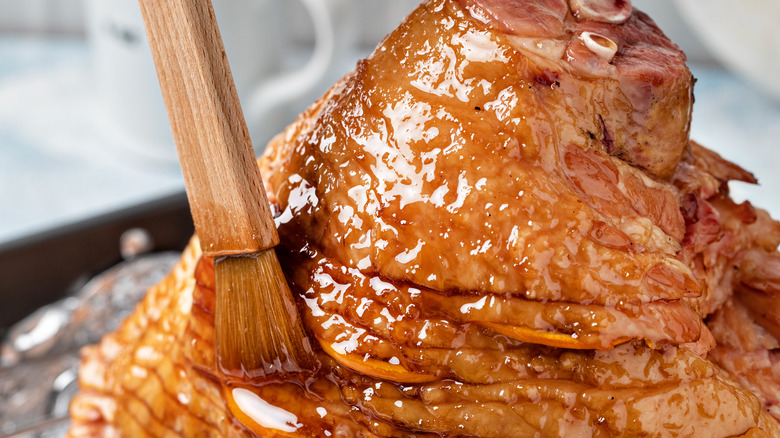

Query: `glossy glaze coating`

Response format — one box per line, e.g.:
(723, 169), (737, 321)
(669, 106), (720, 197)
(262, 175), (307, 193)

(68, 0), (780, 436)
(264, 0), (700, 354)
(241, 0), (777, 435)
(459, 0), (693, 178)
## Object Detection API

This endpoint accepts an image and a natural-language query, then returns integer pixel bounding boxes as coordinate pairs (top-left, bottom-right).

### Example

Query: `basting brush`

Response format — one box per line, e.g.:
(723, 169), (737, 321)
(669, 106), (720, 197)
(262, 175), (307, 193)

(137, 0), (313, 378)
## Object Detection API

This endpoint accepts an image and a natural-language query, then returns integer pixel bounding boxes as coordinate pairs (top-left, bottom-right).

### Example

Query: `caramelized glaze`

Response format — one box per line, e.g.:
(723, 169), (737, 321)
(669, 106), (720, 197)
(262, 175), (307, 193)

(69, 0), (780, 436)
(184, 254), (772, 437)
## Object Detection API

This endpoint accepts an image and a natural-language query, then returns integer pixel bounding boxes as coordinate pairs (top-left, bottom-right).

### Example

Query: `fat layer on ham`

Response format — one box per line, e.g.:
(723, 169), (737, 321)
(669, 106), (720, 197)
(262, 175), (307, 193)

(69, 0), (780, 436)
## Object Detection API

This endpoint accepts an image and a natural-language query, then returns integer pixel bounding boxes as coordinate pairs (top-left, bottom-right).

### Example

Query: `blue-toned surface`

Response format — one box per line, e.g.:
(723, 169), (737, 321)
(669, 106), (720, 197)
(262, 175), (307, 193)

(0, 35), (184, 245)
(688, 65), (780, 215)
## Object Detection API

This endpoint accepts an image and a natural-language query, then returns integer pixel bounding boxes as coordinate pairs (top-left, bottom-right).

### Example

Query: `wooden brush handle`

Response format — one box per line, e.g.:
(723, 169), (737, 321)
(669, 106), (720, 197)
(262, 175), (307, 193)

(138, 0), (278, 256)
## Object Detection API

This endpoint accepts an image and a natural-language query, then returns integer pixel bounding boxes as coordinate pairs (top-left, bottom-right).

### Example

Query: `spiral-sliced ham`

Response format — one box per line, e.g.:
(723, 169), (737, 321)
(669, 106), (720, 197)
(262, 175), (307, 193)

(69, 0), (780, 436)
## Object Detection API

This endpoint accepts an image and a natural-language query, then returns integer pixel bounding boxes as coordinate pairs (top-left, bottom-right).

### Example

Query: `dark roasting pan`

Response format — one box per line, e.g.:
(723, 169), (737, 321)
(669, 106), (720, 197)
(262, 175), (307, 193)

(0, 192), (194, 335)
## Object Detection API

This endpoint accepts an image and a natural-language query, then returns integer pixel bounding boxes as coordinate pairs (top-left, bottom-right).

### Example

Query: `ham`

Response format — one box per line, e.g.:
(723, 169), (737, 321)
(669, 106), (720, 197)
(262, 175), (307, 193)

(69, 0), (780, 436)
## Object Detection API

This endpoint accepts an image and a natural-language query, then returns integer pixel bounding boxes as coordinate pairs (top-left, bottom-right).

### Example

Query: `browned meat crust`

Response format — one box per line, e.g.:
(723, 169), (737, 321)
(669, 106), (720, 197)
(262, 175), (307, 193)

(69, 0), (780, 436)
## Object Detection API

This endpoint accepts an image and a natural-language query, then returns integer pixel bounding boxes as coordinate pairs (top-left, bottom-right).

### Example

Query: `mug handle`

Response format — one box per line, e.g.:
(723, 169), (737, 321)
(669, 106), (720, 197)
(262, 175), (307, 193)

(243, 0), (336, 139)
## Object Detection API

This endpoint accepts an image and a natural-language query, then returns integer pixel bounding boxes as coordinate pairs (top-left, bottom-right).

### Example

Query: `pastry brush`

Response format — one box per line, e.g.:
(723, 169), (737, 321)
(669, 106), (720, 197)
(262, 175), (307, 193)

(137, 0), (313, 378)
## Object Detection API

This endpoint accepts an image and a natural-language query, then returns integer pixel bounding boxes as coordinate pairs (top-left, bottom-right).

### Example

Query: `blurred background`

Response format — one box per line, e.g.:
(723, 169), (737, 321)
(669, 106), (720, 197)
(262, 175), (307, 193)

(0, 0), (778, 434)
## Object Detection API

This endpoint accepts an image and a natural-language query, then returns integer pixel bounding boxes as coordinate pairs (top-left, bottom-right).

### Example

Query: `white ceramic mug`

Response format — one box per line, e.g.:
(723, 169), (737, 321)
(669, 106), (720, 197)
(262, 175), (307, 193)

(84, 0), (344, 162)
(677, 0), (780, 101)
(251, 0), (426, 148)
(240, 0), (374, 149)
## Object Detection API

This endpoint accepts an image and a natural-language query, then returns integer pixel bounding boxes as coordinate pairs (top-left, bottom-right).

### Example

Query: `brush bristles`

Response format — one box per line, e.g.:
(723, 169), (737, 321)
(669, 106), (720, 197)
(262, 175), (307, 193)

(215, 249), (314, 379)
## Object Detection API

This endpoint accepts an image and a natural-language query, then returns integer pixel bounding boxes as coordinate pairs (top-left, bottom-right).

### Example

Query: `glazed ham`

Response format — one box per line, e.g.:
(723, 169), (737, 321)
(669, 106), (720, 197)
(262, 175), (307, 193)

(69, 0), (780, 436)
(458, 0), (693, 178)
(263, 0), (702, 360)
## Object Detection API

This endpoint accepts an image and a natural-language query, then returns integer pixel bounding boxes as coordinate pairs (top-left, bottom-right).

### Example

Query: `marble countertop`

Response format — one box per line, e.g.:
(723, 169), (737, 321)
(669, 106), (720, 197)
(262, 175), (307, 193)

(0, 35), (779, 246)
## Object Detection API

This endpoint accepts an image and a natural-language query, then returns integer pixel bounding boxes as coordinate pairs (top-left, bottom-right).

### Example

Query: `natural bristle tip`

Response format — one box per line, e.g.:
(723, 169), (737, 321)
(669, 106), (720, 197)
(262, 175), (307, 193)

(214, 250), (314, 379)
